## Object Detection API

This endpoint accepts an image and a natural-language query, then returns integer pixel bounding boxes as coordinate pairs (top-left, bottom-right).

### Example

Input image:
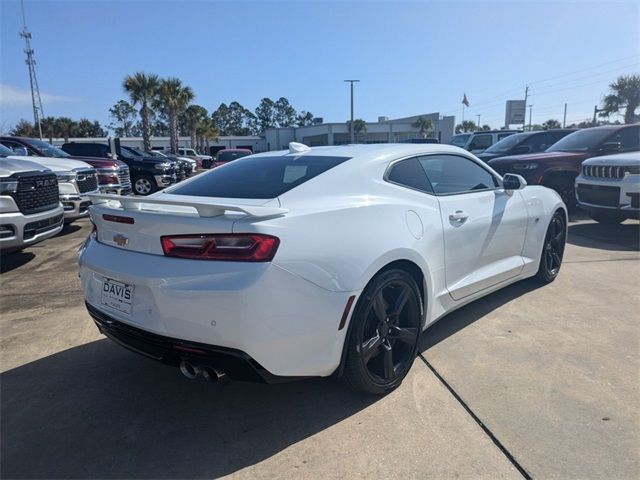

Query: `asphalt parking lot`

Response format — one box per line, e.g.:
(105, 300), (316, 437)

(1, 216), (638, 479)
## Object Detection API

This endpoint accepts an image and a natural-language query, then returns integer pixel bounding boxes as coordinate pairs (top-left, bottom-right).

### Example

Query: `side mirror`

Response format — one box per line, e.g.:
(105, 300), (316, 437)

(502, 173), (527, 190)
(599, 142), (621, 154)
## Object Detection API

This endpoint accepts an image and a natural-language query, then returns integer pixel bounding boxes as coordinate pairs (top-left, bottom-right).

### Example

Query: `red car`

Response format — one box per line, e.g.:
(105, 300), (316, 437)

(488, 125), (640, 207)
(208, 148), (253, 169)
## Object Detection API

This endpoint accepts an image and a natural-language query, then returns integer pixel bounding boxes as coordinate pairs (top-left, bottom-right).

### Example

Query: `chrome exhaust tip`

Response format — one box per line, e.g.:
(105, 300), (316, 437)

(201, 367), (227, 383)
(179, 360), (201, 380)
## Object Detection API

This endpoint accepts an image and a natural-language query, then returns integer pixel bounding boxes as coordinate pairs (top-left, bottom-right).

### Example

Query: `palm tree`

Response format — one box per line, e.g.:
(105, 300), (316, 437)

(40, 117), (58, 143)
(55, 117), (76, 142)
(182, 105), (208, 151)
(600, 74), (640, 124)
(349, 119), (367, 143)
(123, 72), (160, 151)
(411, 116), (434, 138)
(155, 78), (194, 153)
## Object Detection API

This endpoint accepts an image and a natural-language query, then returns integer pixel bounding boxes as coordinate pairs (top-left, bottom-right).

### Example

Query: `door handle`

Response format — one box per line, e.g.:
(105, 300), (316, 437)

(449, 210), (469, 224)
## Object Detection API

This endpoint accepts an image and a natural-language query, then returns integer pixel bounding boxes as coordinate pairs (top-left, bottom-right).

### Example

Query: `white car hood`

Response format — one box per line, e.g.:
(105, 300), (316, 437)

(7, 155), (93, 173)
(0, 157), (52, 176)
(583, 152), (640, 166)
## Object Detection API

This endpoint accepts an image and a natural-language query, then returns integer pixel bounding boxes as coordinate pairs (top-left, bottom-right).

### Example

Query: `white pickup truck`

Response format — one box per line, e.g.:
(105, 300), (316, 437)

(0, 150), (64, 253)
(5, 148), (100, 223)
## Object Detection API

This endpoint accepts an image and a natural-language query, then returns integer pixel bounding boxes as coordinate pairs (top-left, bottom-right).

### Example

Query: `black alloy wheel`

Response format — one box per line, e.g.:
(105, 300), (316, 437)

(344, 269), (422, 395)
(536, 210), (567, 283)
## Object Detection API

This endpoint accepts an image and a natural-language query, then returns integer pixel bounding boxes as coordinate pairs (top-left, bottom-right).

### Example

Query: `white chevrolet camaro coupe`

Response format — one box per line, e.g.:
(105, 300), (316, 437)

(79, 142), (567, 394)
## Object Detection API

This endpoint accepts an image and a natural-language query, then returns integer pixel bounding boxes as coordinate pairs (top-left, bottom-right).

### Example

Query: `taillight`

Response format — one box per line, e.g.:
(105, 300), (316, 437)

(160, 234), (279, 262)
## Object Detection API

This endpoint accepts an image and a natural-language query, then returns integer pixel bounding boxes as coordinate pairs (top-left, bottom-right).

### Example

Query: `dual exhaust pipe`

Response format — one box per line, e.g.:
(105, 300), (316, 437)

(179, 360), (227, 383)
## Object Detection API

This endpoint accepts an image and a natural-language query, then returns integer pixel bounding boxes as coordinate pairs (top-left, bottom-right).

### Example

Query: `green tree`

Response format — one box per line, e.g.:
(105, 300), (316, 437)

(55, 117), (76, 142)
(274, 97), (297, 127)
(542, 119), (562, 130)
(181, 105), (208, 151)
(226, 101), (254, 136)
(599, 74), (640, 124)
(108, 100), (138, 137)
(481, 124), (492, 131)
(155, 77), (194, 153)
(455, 121), (477, 133)
(411, 116), (434, 138)
(75, 118), (106, 137)
(123, 72), (160, 150)
(296, 111), (314, 126)
(40, 116), (58, 142)
(255, 97), (276, 132)
(350, 119), (367, 143)
(211, 103), (231, 136)
(10, 119), (37, 137)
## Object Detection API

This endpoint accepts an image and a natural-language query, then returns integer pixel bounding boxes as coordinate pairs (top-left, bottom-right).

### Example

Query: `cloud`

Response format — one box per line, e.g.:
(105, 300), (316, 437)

(0, 84), (81, 107)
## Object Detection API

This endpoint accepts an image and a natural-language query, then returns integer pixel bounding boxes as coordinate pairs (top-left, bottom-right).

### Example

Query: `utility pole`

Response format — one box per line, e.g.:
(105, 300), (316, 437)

(19, 0), (43, 139)
(592, 105), (605, 126)
(523, 85), (529, 132)
(563, 103), (567, 128)
(344, 80), (360, 144)
(528, 105), (533, 131)
(477, 115), (481, 130)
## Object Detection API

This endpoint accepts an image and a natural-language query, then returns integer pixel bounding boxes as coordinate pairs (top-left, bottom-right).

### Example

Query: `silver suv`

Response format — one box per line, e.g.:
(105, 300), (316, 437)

(450, 130), (520, 154)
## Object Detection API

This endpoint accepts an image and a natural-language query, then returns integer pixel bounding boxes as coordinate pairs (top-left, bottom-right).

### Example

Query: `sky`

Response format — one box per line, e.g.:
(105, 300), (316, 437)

(1, 0), (639, 133)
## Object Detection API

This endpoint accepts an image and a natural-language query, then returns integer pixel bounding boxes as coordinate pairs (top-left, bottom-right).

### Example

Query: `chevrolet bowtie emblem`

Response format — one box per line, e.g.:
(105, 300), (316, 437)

(113, 233), (129, 247)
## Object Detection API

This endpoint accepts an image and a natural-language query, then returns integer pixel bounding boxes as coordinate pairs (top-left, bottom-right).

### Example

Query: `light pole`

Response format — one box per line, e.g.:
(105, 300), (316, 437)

(476, 115), (481, 130)
(528, 104), (533, 131)
(344, 80), (360, 144)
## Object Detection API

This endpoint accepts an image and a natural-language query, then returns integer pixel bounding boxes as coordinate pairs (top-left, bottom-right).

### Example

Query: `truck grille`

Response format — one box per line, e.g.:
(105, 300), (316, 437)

(582, 165), (625, 179)
(23, 213), (63, 240)
(576, 184), (620, 207)
(76, 170), (99, 193)
(117, 167), (131, 186)
(14, 172), (60, 215)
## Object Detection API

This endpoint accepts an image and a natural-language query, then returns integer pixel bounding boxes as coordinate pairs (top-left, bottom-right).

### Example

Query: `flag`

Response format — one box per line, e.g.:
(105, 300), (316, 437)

(462, 93), (470, 107)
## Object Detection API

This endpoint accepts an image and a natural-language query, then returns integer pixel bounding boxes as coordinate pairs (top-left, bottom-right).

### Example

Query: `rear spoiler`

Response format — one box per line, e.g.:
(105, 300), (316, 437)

(88, 194), (288, 218)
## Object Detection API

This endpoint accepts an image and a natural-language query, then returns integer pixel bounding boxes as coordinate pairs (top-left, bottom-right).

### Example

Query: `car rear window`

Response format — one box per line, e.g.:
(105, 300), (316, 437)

(170, 155), (351, 199)
(217, 151), (251, 162)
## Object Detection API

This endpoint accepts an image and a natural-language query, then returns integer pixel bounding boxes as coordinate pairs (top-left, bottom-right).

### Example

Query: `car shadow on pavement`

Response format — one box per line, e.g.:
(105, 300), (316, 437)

(56, 223), (83, 238)
(0, 251), (35, 274)
(420, 278), (543, 352)
(1, 339), (377, 479)
(567, 221), (639, 252)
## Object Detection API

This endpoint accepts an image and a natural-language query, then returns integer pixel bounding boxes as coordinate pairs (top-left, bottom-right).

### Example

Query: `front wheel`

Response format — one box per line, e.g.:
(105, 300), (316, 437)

(536, 210), (567, 284)
(343, 269), (422, 395)
(132, 174), (157, 196)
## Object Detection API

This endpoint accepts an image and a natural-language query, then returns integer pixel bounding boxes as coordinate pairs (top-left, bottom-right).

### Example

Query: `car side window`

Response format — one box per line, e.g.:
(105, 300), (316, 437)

(419, 154), (498, 195)
(468, 134), (492, 150)
(611, 127), (640, 152)
(497, 133), (513, 140)
(387, 157), (433, 193)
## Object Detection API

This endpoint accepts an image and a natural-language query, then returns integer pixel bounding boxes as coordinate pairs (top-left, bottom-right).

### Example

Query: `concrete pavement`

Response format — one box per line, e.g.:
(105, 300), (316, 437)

(1, 217), (638, 479)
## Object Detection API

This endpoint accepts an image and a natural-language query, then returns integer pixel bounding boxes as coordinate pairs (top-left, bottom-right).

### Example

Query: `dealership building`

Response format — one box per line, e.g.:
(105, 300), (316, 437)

(51, 112), (454, 154)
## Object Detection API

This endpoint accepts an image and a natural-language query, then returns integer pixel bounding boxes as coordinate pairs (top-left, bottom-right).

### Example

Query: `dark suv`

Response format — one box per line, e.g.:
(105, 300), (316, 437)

(488, 124), (640, 207)
(1, 136), (131, 195)
(61, 142), (177, 195)
(477, 129), (577, 163)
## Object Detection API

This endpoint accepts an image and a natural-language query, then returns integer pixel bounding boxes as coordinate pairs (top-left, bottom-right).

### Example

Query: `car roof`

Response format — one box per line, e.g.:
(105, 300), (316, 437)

(249, 143), (470, 163)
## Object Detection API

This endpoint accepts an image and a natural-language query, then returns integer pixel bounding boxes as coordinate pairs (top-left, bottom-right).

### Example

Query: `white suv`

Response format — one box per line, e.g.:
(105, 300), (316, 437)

(575, 152), (640, 224)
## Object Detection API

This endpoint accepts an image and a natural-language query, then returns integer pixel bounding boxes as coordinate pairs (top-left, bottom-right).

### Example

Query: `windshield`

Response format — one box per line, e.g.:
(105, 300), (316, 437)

(484, 133), (528, 153)
(546, 128), (612, 153)
(450, 134), (470, 147)
(23, 138), (71, 157)
(0, 144), (14, 157)
(121, 146), (144, 157)
(171, 155), (351, 199)
(217, 151), (251, 162)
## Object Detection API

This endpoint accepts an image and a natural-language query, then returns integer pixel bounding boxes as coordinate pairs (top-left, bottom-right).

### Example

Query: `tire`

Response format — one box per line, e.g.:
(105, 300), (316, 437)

(343, 269), (422, 395)
(588, 212), (625, 225)
(545, 176), (577, 211)
(536, 210), (567, 284)
(132, 174), (157, 196)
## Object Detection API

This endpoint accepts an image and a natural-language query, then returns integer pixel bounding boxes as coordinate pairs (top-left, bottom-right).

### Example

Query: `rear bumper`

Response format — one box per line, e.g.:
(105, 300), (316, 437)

(0, 205), (64, 251)
(78, 238), (358, 377)
(86, 302), (307, 383)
